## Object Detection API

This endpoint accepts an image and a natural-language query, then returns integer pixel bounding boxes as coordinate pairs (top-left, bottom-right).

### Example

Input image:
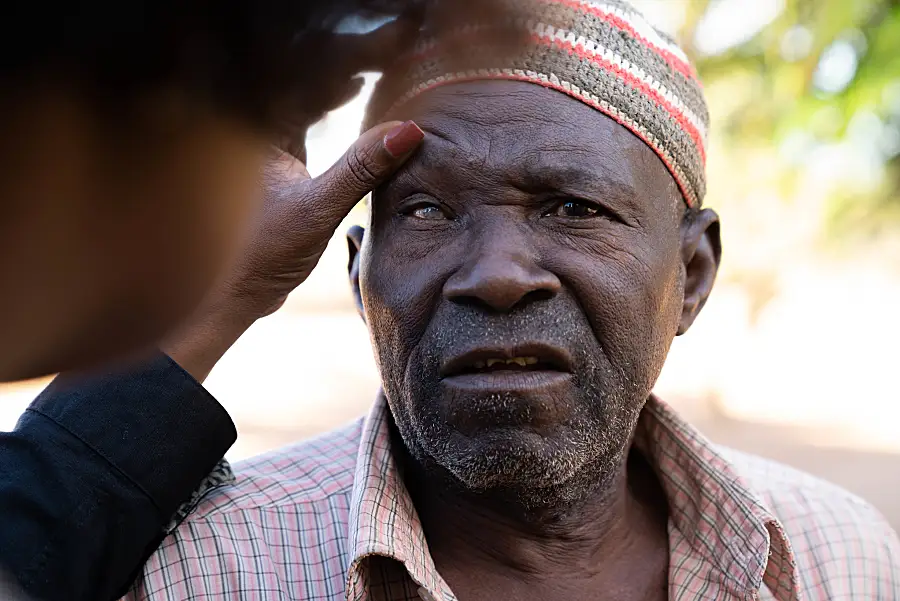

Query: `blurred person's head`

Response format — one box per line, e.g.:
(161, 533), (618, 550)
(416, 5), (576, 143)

(348, 0), (721, 508)
(0, 0), (425, 381)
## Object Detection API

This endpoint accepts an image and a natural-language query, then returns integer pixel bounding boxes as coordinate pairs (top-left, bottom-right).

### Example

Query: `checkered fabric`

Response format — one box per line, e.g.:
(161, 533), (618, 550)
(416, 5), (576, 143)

(364, 0), (710, 207)
(125, 395), (900, 601)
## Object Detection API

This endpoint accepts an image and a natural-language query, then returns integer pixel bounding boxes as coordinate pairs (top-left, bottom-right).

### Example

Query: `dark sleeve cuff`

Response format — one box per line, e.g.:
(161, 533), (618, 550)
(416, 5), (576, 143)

(27, 352), (237, 519)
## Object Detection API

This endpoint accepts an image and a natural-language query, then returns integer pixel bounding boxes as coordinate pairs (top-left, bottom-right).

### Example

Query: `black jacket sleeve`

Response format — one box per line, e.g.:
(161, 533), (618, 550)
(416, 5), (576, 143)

(0, 353), (236, 601)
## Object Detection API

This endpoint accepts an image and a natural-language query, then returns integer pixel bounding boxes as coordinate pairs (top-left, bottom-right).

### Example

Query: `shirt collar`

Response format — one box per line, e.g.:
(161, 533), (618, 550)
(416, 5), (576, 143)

(634, 398), (802, 600)
(345, 394), (803, 601)
(346, 394), (450, 600)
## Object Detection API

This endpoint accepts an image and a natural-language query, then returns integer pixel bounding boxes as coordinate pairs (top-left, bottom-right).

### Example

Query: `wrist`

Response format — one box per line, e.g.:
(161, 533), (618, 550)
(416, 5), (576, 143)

(162, 294), (260, 384)
(213, 272), (290, 324)
(202, 290), (264, 334)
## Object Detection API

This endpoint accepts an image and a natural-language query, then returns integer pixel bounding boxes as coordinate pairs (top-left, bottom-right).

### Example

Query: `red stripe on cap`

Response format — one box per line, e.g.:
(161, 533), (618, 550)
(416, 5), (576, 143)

(548, 0), (700, 83)
(392, 26), (705, 162)
(537, 33), (706, 164)
(396, 33), (706, 161)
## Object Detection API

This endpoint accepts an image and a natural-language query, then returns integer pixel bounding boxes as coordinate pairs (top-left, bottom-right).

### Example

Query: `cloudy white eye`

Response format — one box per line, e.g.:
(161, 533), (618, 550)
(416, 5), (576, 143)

(407, 204), (449, 220)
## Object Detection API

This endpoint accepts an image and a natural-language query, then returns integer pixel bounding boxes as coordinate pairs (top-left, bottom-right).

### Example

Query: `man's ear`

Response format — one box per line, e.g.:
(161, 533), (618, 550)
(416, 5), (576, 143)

(346, 225), (366, 323)
(678, 208), (721, 335)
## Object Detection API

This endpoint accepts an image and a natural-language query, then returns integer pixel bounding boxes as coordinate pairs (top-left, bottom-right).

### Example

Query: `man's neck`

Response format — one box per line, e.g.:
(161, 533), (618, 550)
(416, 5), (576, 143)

(402, 448), (670, 601)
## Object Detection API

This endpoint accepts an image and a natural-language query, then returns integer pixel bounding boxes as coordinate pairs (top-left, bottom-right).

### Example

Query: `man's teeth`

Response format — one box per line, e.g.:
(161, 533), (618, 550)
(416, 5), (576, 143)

(472, 357), (540, 369)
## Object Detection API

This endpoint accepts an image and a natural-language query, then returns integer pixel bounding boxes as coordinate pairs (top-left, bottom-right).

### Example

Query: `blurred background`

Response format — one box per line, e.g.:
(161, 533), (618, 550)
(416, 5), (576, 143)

(2, 0), (899, 525)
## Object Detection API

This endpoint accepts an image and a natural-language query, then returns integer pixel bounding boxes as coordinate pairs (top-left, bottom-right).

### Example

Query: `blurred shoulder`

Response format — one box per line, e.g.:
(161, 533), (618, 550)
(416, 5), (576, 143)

(720, 447), (900, 595)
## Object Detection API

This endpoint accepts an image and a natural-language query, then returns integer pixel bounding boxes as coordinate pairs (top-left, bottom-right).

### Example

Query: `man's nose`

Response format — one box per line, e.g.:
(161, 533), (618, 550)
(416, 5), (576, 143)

(443, 238), (561, 312)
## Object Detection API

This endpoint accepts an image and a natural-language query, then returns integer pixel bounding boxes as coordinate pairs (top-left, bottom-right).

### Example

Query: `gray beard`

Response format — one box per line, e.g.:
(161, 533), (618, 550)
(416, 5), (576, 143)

(380, 302), (647, 513)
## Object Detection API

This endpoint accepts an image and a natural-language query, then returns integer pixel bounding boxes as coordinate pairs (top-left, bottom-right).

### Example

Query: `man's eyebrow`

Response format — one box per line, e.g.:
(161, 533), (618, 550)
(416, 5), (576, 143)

(514, 160), (641, 208)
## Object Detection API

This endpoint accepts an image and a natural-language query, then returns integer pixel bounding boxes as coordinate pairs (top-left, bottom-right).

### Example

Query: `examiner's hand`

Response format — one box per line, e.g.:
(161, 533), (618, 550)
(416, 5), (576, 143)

(163, 120), (424, 382)
(230, 120), (423, 319)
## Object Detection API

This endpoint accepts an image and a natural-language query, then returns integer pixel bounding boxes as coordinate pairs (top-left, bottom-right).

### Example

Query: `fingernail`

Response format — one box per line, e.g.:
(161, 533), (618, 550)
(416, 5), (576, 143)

(384, 121), (425, 158)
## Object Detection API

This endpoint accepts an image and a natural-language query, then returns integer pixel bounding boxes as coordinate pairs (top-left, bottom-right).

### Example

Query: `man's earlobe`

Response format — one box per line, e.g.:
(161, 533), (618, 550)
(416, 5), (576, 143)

(346, 225), (366, 322)
(678, 208), (721, 335)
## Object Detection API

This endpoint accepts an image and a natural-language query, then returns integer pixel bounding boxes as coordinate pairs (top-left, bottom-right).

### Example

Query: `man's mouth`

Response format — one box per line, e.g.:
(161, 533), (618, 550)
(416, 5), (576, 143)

(459, 356), (551, 373)
(440, 344), (572, 379)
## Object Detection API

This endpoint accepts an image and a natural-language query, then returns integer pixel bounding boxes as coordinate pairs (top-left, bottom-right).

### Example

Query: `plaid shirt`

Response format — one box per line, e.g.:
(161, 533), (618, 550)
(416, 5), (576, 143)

(126, 395), (900, 601)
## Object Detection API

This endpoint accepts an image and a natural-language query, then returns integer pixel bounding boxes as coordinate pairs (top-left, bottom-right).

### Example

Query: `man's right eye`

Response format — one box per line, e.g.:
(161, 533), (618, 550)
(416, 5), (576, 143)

(404, 204), (449, 220)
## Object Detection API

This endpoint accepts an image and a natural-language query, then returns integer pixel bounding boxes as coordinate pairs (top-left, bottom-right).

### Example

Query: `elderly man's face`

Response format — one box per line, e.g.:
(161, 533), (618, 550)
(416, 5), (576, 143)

(350, 81), (719, 504)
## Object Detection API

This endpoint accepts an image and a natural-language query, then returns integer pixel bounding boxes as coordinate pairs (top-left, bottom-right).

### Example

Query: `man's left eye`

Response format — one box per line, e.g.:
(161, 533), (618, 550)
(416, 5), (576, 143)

(547, 200), (602, 218)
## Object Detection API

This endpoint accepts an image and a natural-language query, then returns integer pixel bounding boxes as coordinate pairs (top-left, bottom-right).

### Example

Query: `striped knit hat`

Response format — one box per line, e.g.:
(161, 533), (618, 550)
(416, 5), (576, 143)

(365, 0), (709, 207)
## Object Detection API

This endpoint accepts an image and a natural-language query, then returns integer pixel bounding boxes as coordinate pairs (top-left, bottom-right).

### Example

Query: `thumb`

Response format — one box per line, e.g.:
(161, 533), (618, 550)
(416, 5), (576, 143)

(310, 120), (425, 221)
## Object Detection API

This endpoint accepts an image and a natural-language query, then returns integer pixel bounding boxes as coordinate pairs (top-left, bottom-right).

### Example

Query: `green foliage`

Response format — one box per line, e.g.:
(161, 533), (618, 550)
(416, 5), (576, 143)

(675, 0), (900, 241)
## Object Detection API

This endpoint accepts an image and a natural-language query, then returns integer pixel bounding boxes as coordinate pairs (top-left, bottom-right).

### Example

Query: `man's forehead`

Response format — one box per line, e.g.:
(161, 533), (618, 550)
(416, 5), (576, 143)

(395, 82), (676, 201)
(405, 82), (650, 157)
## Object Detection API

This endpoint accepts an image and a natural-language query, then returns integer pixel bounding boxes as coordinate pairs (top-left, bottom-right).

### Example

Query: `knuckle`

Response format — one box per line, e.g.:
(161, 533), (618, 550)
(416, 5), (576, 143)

(344, 145), (382, 187)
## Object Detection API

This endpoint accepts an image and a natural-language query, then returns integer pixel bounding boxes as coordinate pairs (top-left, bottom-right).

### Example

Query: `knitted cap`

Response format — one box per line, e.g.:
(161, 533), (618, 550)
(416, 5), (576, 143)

(365, 0), (709, 207)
